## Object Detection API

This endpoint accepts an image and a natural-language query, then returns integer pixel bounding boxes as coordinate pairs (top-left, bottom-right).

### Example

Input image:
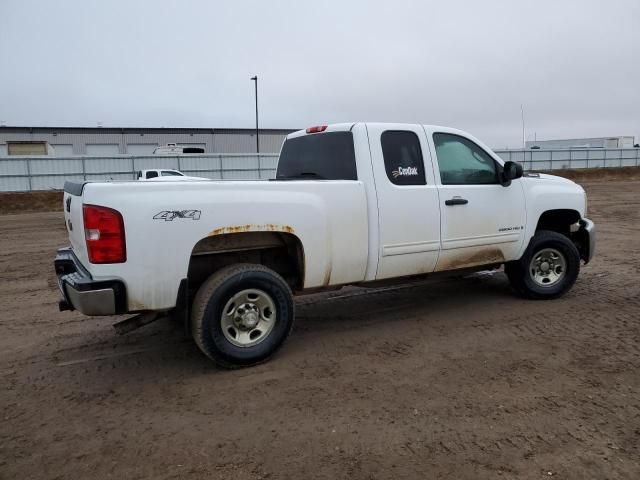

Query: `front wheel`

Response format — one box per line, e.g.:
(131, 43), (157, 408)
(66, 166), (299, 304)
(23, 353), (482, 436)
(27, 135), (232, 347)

(191, 264), (294, 368)
(505, 230), (580, 300)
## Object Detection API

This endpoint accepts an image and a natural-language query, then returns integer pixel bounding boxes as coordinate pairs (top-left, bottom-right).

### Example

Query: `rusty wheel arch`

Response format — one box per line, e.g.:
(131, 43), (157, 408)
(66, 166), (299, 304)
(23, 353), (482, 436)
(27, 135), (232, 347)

(187, 230), (305, 293)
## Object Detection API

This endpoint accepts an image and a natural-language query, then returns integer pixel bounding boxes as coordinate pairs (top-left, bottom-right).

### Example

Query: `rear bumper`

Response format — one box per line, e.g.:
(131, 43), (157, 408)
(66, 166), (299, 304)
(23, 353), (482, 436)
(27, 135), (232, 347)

(578, 218), (595, 264)
(54, 248), (127, 315)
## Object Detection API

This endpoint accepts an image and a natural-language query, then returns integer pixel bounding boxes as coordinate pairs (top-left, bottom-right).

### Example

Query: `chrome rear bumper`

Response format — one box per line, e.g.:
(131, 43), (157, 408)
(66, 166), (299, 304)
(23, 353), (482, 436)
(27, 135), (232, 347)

(54, 248), (127, 315)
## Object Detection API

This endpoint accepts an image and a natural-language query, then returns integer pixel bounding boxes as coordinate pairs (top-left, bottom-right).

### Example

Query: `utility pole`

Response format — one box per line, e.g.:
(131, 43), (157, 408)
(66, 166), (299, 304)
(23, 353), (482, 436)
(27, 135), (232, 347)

(250, 75), (259, 153)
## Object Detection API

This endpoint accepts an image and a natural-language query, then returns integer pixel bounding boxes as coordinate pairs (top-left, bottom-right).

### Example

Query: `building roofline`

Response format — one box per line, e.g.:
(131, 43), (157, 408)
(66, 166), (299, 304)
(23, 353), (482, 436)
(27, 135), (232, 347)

(526, 135), (635, 142)
(0, 126), (297, 134)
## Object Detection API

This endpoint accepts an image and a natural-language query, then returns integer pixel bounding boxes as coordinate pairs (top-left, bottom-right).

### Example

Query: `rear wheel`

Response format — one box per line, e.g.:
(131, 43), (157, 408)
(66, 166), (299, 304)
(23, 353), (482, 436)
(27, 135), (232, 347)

(505, 230), (580, 299)
(191, 264), (294, 368)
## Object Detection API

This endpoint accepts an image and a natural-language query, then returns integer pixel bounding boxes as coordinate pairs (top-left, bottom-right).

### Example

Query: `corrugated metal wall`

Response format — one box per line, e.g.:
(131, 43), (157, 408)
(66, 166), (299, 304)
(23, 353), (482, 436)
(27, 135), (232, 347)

(0, 127), (294, 155)
(214, 131), (286, 153)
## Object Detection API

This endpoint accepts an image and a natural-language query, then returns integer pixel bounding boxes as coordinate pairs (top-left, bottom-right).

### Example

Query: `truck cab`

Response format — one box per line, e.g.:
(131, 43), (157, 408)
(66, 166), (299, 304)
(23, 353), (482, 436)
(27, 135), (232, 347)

(278, 123), (591, 279)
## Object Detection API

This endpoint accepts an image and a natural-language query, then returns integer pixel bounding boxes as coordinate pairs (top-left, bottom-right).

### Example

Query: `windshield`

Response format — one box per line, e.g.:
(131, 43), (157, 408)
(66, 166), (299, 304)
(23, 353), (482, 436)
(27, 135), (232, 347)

(161, 171), (184, 176)
(276, 131), (357, 180)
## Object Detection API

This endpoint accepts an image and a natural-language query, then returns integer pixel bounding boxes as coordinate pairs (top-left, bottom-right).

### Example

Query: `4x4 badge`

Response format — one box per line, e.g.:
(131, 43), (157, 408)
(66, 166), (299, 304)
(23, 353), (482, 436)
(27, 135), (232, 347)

(153, 210), (201, 221)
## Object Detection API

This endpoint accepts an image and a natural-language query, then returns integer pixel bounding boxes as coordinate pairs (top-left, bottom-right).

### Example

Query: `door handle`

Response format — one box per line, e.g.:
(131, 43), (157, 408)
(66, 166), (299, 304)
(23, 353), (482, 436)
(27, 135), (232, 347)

(445, 197), (468, 206)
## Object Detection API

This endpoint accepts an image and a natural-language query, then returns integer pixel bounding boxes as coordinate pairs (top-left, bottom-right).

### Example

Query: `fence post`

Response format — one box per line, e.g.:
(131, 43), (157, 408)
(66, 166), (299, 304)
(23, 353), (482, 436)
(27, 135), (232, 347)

(81, 156), (87, 181)
(26, 158), (33, 191)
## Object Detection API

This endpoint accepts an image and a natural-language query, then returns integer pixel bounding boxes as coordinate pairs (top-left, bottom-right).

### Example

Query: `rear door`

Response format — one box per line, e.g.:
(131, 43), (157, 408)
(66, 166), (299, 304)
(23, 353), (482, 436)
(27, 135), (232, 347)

(367, 124), (441, 279)
(426, 128), (526, 271)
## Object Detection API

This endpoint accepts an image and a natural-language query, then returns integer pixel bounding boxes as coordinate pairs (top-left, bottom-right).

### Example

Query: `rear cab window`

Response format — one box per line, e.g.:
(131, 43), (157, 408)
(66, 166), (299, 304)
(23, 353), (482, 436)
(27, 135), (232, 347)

(381, 131), (426, 186)
(276, 132), (357, 180)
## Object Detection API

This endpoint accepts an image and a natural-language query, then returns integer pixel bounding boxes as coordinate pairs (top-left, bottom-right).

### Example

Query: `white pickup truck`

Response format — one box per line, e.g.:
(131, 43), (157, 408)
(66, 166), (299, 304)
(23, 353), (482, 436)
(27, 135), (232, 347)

(55, 123), (595, 368)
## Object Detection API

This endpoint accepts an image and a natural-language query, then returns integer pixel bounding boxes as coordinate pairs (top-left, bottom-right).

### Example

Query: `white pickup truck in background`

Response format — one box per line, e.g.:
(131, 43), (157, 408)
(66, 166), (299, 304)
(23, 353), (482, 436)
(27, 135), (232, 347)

(55, 123), (594, 368)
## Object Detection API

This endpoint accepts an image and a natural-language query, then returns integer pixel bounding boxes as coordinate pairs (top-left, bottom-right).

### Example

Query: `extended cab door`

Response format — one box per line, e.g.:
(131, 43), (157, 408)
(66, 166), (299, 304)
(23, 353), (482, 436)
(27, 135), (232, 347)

(366, 124), (441, 279)
(425, 127), (526, 271)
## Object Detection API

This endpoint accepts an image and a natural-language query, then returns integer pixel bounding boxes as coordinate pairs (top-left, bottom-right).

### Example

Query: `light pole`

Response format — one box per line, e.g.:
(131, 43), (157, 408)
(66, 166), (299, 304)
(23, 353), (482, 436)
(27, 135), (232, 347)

(250, 75), (259, 153)
(520, 104), (526, 149)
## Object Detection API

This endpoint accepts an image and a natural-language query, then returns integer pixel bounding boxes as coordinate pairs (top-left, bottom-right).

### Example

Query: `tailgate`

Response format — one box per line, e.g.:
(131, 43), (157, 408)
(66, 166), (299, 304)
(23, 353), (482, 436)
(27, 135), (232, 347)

(63, 181), (89, 264)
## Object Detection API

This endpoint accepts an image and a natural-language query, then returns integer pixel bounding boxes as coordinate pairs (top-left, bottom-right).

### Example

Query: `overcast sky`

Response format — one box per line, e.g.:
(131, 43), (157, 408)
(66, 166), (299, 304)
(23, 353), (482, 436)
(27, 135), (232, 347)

(1, 0), (638, 147)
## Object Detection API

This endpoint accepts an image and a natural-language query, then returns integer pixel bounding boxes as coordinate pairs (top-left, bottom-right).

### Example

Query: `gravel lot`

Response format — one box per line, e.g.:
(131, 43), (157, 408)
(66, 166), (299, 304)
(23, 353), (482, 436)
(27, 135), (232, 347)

(1, 179), (639, 479)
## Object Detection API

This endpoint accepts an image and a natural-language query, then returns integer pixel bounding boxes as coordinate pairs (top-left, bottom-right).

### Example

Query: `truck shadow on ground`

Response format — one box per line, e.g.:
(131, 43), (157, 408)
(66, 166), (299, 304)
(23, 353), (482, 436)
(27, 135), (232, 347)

(293, 271), (512, 333)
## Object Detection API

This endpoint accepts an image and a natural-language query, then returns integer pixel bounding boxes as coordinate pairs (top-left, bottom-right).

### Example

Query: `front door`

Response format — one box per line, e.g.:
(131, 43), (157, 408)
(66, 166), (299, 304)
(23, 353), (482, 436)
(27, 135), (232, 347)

(428, 130), (526, 271)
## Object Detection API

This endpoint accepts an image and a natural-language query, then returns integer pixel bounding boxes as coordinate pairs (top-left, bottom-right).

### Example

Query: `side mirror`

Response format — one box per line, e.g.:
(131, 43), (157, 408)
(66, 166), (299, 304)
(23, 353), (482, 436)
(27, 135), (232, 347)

(501, 161), (523, 186)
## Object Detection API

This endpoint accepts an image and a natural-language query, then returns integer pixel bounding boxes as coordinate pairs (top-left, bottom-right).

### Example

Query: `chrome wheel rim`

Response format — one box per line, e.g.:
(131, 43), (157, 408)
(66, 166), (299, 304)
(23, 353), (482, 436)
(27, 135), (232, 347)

(221, 289), (276, 347)
(529, 248), (567, 287)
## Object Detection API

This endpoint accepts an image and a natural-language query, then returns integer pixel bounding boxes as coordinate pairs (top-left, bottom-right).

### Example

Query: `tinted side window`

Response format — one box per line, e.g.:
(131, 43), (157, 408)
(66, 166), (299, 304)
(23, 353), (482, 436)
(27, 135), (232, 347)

(381, 131), (426, 186)
(433, 133), (498, 185)
(146, 171), (158, 179)
(276, 132), (357, 180)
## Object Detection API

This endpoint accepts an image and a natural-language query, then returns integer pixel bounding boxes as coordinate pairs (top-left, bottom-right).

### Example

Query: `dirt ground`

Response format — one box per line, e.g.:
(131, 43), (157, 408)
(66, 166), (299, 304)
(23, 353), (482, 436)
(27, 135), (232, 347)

(1, 178), (639, 480)
(0, 190), (63, 215)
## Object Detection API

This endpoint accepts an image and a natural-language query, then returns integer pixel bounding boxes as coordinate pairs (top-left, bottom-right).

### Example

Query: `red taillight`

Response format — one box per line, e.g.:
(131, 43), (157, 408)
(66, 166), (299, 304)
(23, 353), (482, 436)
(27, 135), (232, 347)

(83, 204), (126, 264)
(306, 125), (328, 134)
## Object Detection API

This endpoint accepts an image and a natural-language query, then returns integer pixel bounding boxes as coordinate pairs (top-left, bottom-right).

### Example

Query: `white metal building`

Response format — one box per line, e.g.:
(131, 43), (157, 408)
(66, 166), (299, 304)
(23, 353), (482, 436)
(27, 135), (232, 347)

(526, 136), (636, 149)
(0, 126), (296, 156)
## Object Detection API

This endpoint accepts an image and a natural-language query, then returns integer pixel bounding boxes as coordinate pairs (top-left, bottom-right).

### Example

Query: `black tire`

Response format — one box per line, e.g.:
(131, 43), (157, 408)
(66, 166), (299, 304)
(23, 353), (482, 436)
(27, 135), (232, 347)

(505, 230), (580, 300)
(191, 264), (294, 368)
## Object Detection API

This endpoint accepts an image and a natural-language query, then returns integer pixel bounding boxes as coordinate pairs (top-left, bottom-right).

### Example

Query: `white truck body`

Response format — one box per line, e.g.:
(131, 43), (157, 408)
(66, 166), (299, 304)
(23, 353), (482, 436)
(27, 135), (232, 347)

(55, 123), (594, 365)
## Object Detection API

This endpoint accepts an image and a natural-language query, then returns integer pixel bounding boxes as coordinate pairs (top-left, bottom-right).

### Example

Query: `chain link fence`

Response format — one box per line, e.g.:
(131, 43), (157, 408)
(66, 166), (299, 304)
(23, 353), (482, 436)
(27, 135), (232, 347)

(0, 153), (279, 192)
(493, 148), (640, 171)
(1, 148), (639, 192)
